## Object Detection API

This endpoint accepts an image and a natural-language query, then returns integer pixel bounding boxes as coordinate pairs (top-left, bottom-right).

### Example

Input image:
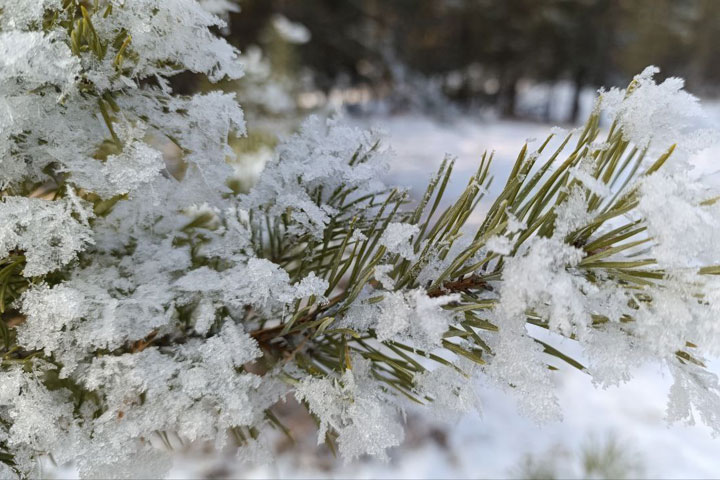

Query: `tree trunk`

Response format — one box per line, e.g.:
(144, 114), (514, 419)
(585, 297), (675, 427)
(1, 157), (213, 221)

(498, 72), (518, 118)
(569, 67), (586, 124)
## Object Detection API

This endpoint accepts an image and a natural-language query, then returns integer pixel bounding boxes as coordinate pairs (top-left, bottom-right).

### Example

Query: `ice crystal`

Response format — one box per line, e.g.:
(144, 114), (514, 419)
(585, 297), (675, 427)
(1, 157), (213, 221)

(498, 236), (587, 336)
(0, 195), (93, 277)
(0, 1), (63, 30)
(242, 115), (389, 238)
(93, 0), (243, 83)
(413, 362), (481, 421)
(0, 31), (79, 91)
(343, 289), (459, 350)
(65, 132), (166, 198)
(295, 357), (405, 462)
(599, 66), (718, 158)
(380, 223), (420, 261)
(638, 170), (720, 270)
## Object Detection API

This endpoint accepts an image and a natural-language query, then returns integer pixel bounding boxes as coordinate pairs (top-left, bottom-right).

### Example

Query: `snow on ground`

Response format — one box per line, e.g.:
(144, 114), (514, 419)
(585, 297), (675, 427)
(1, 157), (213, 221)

(354, 114), (566, 200)
(243, 365), (720, 478)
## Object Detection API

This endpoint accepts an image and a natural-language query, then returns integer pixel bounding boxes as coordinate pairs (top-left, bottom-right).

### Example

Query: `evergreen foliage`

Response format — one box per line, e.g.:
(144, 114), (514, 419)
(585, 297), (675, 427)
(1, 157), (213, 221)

(0, 1), (719, 478)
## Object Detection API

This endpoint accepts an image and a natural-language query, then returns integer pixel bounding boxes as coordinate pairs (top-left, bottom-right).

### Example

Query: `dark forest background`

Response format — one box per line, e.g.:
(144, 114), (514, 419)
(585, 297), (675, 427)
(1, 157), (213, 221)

(204, 0), (720, 123)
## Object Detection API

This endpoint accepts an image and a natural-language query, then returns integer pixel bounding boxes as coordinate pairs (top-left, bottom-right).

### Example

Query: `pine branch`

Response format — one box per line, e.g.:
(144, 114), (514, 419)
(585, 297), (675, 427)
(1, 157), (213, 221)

(2, 0), (720, 474)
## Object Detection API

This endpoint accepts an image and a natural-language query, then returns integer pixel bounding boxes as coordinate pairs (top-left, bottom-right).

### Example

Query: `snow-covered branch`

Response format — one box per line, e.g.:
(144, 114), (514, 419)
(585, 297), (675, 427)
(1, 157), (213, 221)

(1, 2), (720, 478)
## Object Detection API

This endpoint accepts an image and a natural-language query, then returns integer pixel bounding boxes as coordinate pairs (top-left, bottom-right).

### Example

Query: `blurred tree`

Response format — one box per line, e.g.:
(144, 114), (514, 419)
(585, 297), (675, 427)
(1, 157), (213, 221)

(220, 0), (720, 118)
(613, 0), (696, 84)
(536, 0), (617, 122)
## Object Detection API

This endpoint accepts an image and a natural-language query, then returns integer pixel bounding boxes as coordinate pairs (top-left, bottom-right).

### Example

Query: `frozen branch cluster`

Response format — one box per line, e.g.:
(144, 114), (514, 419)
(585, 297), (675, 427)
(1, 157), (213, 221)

(1, 2), (720, 478)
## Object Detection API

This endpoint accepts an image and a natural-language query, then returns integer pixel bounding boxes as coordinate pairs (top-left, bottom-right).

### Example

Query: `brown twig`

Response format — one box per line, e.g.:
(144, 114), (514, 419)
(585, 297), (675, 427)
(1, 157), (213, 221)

(131, 329), (159, 353)
(427, 274), (491, 298)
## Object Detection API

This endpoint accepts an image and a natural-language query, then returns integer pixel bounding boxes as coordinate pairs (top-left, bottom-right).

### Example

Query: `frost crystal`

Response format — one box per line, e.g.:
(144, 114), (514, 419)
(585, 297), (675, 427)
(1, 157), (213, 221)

(66, 135), (165, 198)
(344, 289), (459, 350)
(599, 66), (718, 157)
(0, 31), (79, 91)
(413, 362), (481, 421)
(498, 237), (587, 336)
(242, 115), (389, 238)
(380, 223), (419, 261)
(0, 195), (93, 277)
(638, 171), (720, 270)
(295, 358), (404, 462)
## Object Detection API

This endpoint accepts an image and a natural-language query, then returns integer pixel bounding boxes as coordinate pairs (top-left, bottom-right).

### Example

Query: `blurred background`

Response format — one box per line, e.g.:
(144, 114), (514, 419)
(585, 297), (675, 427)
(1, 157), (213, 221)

(196, 0), (720, 121)
(166, 1), (720, 478)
